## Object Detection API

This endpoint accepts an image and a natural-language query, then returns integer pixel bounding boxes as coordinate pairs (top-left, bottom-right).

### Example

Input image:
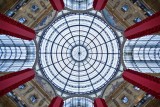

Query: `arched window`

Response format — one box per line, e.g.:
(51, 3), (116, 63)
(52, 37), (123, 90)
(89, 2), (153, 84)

(121, 96), (129, 104)
(18, 84), (26, 90)
(30, 95), (38, 103)
(133, 86), (140, 91)
(121, 4), (129, 12)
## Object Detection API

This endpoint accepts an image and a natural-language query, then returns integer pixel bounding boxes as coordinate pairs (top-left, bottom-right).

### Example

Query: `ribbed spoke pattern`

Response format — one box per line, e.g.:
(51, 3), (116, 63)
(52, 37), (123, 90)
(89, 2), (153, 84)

(39, 12), (120, 95)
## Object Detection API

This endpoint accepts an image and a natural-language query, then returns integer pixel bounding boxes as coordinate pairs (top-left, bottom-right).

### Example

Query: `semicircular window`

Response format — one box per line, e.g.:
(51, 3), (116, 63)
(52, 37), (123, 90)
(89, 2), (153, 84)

(39, 12), (120, 95)
(63, 97), (93, 107)
(63, 0), (93, 10)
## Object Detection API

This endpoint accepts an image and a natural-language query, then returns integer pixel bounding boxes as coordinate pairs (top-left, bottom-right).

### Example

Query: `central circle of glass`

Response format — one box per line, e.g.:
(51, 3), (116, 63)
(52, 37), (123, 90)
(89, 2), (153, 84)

(39, 13), (120, 95)
(71, 45), (88, 62)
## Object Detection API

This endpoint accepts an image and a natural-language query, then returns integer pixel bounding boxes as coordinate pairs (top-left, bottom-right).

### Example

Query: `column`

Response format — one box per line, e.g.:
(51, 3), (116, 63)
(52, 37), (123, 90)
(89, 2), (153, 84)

(49, 96), (64, 107)
(0, 69), (35, 96)
(122, 69), (160, 99)
(124, 11), (160, 39)
(0, 13), (35, 40)
(93, 0), (108, 11)
(94, 98), (108, 107)
(49, 0), (64, 11)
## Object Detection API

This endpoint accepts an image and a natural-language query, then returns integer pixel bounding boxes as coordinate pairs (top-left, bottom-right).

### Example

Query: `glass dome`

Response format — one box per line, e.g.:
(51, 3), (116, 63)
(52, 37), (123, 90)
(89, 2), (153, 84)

(64, 0), (93, 10)
(39, 12), (120, 95)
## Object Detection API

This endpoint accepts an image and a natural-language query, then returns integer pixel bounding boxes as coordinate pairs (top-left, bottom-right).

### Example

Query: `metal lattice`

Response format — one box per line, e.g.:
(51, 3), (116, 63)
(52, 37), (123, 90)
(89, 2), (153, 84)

(39, 12), (120, 95)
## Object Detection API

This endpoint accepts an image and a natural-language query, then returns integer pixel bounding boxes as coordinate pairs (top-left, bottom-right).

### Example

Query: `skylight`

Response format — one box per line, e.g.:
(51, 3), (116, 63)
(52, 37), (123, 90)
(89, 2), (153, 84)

(39, 12), (120, 95)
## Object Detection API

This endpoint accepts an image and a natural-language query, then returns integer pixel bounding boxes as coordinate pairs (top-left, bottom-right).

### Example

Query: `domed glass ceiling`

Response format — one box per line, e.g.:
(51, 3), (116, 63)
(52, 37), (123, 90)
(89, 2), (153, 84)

(39, 12), (120, 95)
